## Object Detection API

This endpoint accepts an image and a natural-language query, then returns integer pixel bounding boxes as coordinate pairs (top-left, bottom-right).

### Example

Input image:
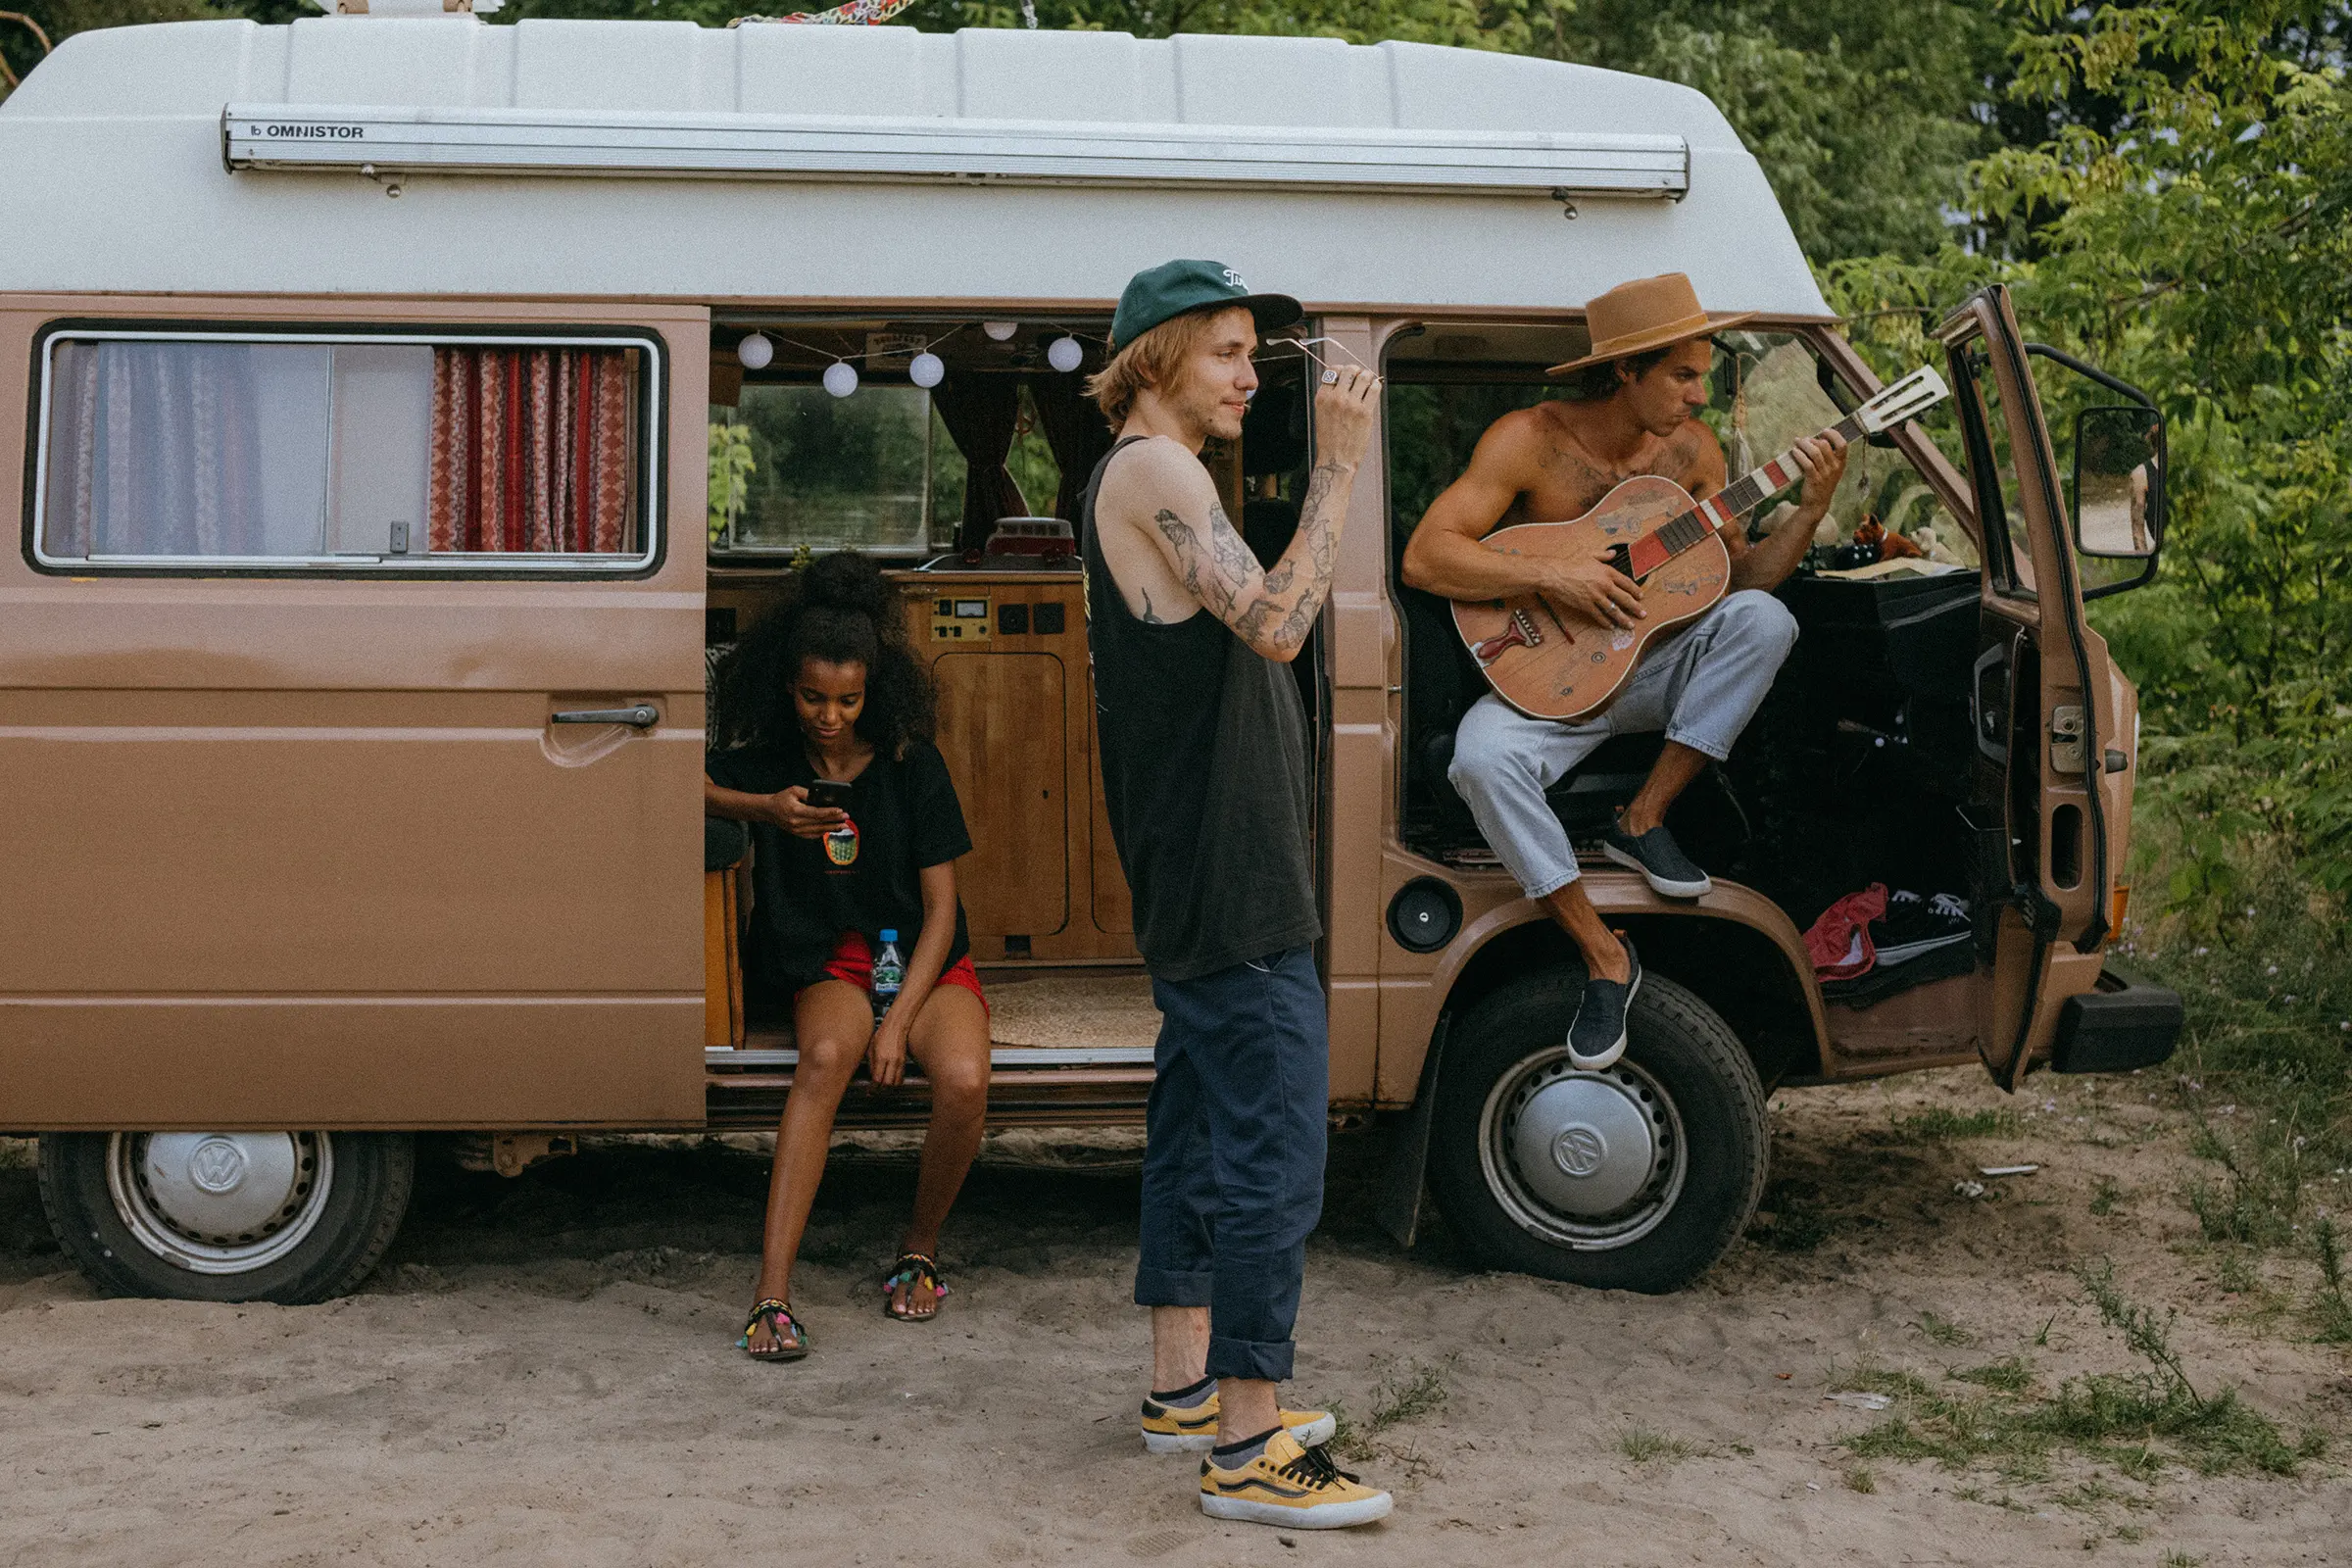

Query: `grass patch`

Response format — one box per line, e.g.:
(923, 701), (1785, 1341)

(2124, 818), (2350, 1272)
(2214, 1252), (2262, 1295)
(2314, 1217), (2352, 1344)
(2089, 1176), (2125, 1216)
(1949, 1355), (2034, 1394)
(1838, 1263), (2320, 1484)
(1841, 1464), (1876, 1493)
(1913, 1310), (1973, 1347)
(1832, 1363), (1934, 1399)
(1618, 1425), (1697, 1463)
(1327, 1358), (1450, 1460)
(1891, 1107), (2021, 1143)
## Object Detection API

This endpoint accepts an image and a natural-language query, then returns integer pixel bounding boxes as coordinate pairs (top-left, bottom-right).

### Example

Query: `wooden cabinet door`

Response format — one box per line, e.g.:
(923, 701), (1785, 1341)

(932, 651), (1070, 942)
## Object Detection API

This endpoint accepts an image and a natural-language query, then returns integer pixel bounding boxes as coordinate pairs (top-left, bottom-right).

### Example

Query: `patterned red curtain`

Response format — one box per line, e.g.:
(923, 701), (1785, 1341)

(428, 347), (634, 554)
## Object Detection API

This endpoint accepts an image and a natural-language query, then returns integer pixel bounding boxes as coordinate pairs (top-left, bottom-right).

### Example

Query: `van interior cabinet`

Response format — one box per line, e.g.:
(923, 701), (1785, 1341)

(895, 573), (1139, 963)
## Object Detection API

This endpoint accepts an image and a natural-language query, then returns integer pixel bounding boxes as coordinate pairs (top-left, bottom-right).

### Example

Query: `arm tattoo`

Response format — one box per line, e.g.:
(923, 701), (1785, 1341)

(1153, 505), (1247, 618)
(1138, 586), (1166, 624)
(1157, 465), (1351, 658)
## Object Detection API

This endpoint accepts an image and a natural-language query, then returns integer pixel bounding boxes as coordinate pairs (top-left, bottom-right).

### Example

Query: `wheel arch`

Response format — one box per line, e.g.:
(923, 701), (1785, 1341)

(1432, 880), (1826, 1089)
(1374, 876), (1823, 1250)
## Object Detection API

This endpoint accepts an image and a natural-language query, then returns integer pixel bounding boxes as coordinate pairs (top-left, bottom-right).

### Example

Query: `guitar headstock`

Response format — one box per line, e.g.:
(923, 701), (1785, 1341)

(1853, 366), (1951, 434)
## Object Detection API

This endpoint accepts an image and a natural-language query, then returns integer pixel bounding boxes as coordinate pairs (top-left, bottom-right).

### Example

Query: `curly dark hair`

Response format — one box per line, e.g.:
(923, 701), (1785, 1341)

(1555, 342), (1678, 403)
(710, 551), (936, 760)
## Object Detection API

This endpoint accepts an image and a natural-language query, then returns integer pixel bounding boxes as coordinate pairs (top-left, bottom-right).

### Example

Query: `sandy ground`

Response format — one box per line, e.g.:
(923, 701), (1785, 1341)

(2, 1065), (2347, 1567)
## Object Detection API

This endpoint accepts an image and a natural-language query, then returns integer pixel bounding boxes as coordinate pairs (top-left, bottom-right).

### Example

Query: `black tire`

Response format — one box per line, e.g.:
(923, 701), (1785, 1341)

(1428, 968), (1767, 1293)
(37, 1131), (415, 1304)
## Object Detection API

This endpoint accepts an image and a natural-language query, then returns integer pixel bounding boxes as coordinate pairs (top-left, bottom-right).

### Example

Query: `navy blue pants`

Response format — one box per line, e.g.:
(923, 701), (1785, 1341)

(1134, 947), (1329, 1383)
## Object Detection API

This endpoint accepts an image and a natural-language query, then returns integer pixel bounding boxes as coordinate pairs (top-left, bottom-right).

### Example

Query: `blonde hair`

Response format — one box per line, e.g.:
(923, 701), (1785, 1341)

(1086, 307), (1240, 429)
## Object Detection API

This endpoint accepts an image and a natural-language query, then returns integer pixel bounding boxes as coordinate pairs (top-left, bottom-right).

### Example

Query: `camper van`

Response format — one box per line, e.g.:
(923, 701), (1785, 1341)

(0, 13), (2181, 1305)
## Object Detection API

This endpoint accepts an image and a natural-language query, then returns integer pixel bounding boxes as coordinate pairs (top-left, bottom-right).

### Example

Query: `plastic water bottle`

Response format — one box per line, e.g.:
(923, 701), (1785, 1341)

(870, 929), (905, 1022)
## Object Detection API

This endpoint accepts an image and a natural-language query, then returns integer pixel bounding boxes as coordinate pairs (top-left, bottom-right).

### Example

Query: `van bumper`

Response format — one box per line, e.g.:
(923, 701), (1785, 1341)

(2049, 967), (2182, 1074)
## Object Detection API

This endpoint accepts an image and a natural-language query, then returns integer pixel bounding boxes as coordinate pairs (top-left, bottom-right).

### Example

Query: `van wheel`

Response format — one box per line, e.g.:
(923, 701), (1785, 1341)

(1428, 969), (1767, 1294)
(37, 1131), (414, 1304)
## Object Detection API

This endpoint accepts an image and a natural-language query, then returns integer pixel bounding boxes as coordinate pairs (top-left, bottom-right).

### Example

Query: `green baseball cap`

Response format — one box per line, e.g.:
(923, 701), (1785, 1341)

(1110, 259), (1301, 351)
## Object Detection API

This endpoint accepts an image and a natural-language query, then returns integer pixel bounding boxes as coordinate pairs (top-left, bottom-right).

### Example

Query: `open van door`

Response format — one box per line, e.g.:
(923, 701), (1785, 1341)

(1936, 287), (2121, 1090)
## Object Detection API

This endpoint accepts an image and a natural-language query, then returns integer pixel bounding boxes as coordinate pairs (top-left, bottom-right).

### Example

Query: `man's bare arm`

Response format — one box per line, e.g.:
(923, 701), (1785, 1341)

(1725, 431), (1847, 592)
(1400, 412), (1562, 601)
(1142, 449), (1349, 663)
(1125, 365), (1381, 662)
(1399, 412), (1651, 631)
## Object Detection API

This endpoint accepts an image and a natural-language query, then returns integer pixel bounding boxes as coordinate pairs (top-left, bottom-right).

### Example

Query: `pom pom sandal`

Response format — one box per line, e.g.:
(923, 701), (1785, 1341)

(880, 1252), (948, 1322)
(738, 1298), (810, 1361)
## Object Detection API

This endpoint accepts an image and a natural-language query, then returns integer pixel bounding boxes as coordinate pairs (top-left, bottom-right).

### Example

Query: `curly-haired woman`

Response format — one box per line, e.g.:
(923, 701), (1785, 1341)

(705, 551), (988, 1359)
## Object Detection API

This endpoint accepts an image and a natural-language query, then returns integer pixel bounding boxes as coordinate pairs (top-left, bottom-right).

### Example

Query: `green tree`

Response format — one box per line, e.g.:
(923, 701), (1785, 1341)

(1541, 0), (2008, 261)
(1830, 0), (2352, 888)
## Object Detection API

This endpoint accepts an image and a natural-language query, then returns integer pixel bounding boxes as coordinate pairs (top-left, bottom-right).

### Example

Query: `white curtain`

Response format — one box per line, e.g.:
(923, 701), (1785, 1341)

(43, 341), (291, 559)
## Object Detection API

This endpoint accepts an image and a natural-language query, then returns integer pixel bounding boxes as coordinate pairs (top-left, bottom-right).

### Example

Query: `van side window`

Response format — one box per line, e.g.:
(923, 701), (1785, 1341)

(32, 330), (656, 572)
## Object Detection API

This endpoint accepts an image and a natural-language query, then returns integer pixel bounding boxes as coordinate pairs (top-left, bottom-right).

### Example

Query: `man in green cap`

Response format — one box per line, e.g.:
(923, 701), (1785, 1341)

(1079, 260), (1392, 1529)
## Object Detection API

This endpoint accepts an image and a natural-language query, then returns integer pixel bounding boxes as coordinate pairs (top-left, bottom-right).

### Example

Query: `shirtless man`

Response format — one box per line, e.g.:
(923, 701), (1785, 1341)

(1399, 272), (1848, 1070)
(1081, 260), (1391, 1530)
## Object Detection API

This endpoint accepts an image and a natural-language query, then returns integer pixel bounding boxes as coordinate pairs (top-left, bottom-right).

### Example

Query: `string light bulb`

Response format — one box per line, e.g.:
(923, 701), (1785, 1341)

(823, 361), (859, 398)
(908, 351), (946, 389)
(736, 332), (774, 370)
(982, 320), (1019, 342)
(1047, 335), (1084, 373)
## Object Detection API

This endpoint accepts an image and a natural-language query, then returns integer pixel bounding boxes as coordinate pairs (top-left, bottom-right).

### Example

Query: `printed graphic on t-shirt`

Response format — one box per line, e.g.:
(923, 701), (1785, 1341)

(824, 814), (860, 869)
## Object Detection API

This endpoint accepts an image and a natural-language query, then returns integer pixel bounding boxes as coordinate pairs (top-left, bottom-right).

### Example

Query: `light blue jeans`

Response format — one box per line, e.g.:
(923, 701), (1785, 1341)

(1447, 589), (1799, 898)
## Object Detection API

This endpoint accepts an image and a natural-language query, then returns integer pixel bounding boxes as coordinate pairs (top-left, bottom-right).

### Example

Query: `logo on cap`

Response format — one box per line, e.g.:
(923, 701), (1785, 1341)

(1221, 268), (1248, 290)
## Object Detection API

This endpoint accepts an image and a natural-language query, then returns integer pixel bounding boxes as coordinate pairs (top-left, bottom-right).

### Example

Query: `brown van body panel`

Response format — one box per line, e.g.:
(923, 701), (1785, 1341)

(1370, 856), (1838, 1107)
(1319, 317), (1390, 1108)
(2, 999), (700, 1129)
(0, 294), (709, 1130)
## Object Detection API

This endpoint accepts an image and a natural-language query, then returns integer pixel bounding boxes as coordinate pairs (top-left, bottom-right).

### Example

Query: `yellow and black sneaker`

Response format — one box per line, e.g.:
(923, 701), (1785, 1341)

(1198, 1429), (1393, 1529)
(1140, 1393), (1337, 1455)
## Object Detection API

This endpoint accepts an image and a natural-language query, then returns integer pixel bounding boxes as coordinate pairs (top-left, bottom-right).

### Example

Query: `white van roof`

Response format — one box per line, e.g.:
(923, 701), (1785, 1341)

(0, 19), (1830, 317)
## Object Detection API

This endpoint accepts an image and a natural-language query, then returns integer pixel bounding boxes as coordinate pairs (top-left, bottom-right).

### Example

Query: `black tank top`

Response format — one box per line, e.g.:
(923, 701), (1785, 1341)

(1080, 437), (1321, 981)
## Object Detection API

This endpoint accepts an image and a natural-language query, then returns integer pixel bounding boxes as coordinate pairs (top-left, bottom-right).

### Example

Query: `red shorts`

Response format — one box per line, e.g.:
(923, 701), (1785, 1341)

(810, 931), (988, 1013)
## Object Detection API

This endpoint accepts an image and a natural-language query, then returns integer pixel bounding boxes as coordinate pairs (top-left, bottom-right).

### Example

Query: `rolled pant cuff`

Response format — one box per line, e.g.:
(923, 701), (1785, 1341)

(1522, 863), (1581, 898)
(1663, 725), (1736, 763)
(1205, 1334), (1295, 1384)
(1134, 1265), (1215, 1308)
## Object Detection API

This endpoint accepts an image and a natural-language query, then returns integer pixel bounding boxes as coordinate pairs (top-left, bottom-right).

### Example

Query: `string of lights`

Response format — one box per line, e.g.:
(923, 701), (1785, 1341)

(733, 323), (1092, 397)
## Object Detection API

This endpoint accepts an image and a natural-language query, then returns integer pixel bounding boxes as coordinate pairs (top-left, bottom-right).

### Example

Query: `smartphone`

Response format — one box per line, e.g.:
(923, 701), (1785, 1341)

(806, 778), (854, 812)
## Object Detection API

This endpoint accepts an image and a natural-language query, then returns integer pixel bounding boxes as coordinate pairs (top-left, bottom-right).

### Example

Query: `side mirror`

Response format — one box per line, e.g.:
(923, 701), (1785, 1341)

(2071, 404), (2164, 559)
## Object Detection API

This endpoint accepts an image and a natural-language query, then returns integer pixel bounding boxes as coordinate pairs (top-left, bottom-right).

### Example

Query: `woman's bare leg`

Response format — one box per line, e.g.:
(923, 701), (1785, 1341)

(746, 980), (871, 1352)
(891, 985), (992, 1320)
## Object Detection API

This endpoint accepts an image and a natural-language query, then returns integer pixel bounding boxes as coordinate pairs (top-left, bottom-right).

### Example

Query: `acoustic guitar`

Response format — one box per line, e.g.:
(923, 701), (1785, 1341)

(1449, 366), (1951, 722)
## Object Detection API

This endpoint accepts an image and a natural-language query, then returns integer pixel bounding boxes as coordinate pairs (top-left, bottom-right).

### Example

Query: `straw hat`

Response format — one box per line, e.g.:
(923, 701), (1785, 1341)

(1545, 272), (1757, 376)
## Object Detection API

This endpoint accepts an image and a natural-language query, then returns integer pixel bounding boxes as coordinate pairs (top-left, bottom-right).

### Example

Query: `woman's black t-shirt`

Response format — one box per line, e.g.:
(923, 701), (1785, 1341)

(706, 739), (973, 993)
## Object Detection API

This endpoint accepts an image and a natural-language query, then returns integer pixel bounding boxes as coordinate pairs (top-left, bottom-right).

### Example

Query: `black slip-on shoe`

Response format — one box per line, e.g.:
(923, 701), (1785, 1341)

(1600, 823), (1712, 899)
(1566, 936), (1642, 1071)
(1870, 889), (1974, 964)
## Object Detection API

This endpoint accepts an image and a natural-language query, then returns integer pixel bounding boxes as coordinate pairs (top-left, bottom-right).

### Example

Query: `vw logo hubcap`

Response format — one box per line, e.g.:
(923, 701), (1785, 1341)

(187, 1137), (248, 1194)
(1552, 1124), (1607, 1177)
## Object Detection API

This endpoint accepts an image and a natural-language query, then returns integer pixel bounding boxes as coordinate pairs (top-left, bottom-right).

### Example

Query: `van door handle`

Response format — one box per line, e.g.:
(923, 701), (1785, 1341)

(551, 705), (660, 728)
